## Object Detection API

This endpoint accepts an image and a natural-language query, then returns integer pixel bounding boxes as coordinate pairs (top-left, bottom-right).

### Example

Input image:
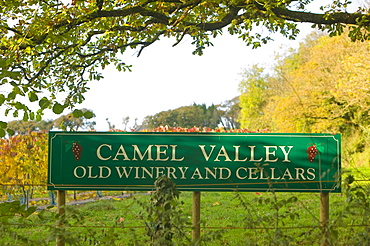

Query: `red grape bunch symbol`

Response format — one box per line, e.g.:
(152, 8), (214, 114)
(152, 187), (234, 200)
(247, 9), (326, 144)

(65, 141), (83, 161)
(306, 143), (324, 163)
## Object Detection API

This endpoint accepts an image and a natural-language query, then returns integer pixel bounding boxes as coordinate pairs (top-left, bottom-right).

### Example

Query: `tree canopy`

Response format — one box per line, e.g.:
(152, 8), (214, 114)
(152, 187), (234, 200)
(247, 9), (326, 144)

(52, 108), (96, 131)
(6, 119), (53, 135)
(1, 0), (370, 136)
(238, 31), (370, 165)
(143, 103), (221, 129)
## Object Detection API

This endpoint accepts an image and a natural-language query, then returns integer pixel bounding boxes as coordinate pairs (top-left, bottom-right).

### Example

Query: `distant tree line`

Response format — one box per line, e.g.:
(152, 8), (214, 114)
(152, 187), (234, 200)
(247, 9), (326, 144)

(142, 101), (240, 130)
(6, 101), (241, 134)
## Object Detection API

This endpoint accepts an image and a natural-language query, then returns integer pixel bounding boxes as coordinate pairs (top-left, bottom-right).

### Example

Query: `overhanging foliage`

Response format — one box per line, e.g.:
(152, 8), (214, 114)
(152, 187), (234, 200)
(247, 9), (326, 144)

(1, 0), (369, 136)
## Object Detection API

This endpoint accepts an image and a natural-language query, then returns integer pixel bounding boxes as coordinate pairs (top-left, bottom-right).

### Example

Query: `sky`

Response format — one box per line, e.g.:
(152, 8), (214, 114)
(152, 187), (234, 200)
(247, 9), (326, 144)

(72, 37), (293, 130)
(72, 24), (314, 131)
(2, 1), (364, 131)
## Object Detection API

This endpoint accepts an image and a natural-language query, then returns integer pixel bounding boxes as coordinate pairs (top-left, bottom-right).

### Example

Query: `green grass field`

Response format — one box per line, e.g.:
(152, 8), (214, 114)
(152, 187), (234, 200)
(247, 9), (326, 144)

(1, 167), (370, 245)
(0, 189), (369, 245)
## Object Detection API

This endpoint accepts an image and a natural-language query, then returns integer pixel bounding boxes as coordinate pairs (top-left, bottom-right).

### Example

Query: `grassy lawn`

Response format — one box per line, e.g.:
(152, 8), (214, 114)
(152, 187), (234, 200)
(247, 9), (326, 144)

(0, 167), (369, 245)
(0, 189), (369, 246)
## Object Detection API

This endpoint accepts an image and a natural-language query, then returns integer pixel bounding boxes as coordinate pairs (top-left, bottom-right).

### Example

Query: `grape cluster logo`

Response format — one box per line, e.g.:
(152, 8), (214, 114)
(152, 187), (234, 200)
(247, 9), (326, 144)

(65, 141), (83, 161)
(306, 143), (324, 163)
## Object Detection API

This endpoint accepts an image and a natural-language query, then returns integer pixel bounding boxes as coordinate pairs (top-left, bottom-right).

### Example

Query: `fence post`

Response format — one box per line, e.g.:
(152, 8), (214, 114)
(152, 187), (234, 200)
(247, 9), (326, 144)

(49, 191), (56, 205)
(56, 190), (66, 246)
(192, 191), (201, 243)
(320, 192), (330, 246)
(26, 189), (30, 209)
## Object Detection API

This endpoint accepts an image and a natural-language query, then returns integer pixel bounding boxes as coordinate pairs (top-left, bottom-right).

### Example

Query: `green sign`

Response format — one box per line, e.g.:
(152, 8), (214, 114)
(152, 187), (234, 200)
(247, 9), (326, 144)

(48, 132), (341, 192)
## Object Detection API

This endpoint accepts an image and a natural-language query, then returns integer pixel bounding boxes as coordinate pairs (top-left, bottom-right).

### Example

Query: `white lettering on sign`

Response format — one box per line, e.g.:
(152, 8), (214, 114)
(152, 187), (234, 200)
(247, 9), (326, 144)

(233, 146), (248, 161)
(235, 167), (316, 180)
(73, 165), (316, 181)
(280, 146), (294, 162)
(264, 146), (278, 162)
(132, 145), (153, 161)
(198, 145), (294, 162)
(74, 166), (86, 178)
(96, 144), (185, 161)
(73, 166), (112, 179)
(68, 142), (319, 186)
(96, 144), (111, 160)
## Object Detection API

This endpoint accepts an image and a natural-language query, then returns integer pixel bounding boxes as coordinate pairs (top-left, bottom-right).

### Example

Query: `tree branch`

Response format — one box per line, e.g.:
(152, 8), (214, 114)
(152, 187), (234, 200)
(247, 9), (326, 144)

(194, 5), (243, 31)
(271, 7), (367, 25)
(29, 48), (70, 83)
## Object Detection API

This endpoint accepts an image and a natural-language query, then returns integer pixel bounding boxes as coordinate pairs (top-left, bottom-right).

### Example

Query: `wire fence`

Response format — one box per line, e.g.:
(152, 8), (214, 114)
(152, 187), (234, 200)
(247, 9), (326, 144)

(2, 222), (370, 230)
(1, 178), (370, 245)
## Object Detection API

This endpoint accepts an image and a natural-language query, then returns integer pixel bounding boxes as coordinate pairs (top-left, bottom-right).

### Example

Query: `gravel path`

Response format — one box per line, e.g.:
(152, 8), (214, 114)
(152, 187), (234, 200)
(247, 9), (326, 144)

(1, 192), (150, 210)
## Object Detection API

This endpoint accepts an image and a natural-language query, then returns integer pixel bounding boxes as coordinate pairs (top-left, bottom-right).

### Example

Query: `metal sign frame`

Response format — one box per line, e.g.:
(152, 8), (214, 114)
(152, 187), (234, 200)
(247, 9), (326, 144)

(48, 132), (341, 192)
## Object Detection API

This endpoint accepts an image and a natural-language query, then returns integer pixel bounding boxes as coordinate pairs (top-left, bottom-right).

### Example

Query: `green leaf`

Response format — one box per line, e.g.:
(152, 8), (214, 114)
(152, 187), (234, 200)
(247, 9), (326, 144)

(29, 111), (35, 120)
(6, 129), (14, 136)
(72, 109), (83, 118)
(28, 91), (38, 102)
(36, 114), (42, 121)
(4, 71), (21, 80)
(52, 102), (65, 114)
(0, 60), (6, 68)
(0, 94), (5, 106)
(39, 97), (50, 109)
(83, 110), (94, 119)
(0, 121), (7, 128)
(14, 102), (25, 110)
(0, 128), (5, 138)
(315, 143), (325, 153)
(22, 206), (37, 217)
(345, 175), (355, 185)
(22, 85), (29, 93)
(7, 91), (17, 100)
(23, 111), (29, 121)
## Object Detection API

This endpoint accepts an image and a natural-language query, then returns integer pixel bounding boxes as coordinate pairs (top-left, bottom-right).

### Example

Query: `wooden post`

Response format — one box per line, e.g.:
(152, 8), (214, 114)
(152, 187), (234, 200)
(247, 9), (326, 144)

(25, 189), (30, 209)
(56, 190), (66, 246)
(320, 192), (330, 246)
(192, 191), (201, 243)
